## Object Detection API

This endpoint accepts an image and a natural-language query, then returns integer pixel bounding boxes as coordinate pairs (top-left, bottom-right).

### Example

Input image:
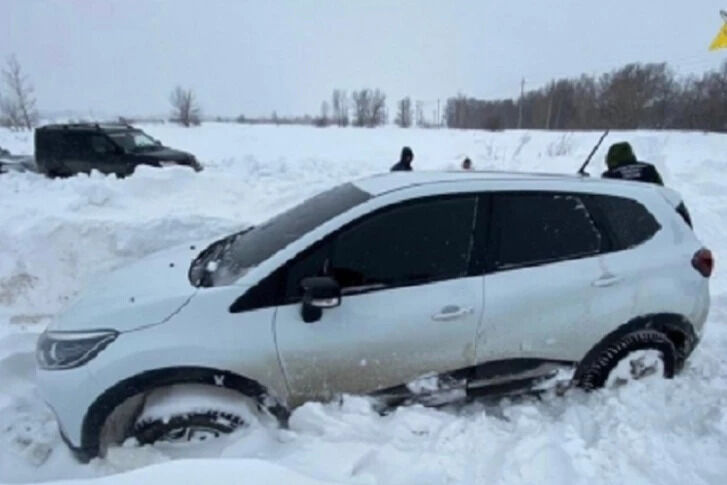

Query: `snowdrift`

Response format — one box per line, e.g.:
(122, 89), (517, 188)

(1, 124), (726, 484)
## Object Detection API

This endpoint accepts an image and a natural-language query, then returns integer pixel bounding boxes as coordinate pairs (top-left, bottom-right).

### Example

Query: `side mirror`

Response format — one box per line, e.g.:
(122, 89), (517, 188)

(154, 139), (162, 146)
(300, 276), (341, 323)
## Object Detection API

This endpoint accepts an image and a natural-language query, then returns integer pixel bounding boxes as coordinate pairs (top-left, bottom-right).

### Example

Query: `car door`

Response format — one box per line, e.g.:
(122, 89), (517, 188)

(477, 192), (613, 364)
(87, 134), (126, 174)
(60, 132), (91, 174)
(583, 193), (693, 329)
(274, 195), (484, 401)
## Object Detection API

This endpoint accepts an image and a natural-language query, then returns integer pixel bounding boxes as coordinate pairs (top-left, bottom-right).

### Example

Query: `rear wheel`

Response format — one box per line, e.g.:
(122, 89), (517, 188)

(575, 330), (676, 390)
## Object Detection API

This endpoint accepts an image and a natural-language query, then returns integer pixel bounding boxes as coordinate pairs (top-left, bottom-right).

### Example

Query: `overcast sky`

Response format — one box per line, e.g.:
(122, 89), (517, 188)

(4, 0), (727, 118)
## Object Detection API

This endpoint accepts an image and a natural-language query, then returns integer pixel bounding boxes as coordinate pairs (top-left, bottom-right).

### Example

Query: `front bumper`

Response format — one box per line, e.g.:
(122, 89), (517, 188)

(36, 364), (97, 454)
(57, 422), (95, 463)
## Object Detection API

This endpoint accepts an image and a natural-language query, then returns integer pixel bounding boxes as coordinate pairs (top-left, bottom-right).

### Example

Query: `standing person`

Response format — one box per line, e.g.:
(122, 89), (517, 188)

(602, 142), (663, 185)
(391, 146), (414, 172)
(461, 158), (473, 170)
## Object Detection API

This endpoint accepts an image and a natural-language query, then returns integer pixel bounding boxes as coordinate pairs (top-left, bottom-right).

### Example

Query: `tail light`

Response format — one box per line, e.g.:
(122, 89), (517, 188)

(692, 248), (714, 278)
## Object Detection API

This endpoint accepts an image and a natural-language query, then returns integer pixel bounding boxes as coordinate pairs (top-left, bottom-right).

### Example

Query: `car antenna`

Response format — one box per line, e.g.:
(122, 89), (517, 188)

(578, 129), (610, 176)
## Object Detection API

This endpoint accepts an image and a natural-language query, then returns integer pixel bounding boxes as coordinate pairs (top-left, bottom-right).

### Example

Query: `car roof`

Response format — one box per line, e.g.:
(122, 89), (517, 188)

(38, 123), (140, 134)
(352, 170), (648, 196)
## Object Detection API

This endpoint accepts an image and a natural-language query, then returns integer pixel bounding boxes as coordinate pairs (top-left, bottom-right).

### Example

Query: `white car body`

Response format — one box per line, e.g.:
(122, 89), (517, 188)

(36, 171), (710, 461)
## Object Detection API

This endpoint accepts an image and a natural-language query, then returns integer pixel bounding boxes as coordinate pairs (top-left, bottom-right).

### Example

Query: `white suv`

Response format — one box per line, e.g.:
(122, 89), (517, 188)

(36, 172), (711, 461)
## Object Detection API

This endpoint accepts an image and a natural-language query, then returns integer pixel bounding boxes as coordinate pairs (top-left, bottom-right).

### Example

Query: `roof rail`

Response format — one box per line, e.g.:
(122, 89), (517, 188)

(49, 122), (134, 131)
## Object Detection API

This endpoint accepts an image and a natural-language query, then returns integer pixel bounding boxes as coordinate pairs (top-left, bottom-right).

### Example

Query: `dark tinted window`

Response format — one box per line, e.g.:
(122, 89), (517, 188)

(285, 241), (331, 298)
(190, 183), (371, 287)
(589, 195), (661, 250)
(61, 133), (93, 158)
(676, 201), (692, 228)
(37, 131), (66, 157)
(493, 193), (602, 269)
(330, 196), (477, 290)
(90, 135), (114, 155)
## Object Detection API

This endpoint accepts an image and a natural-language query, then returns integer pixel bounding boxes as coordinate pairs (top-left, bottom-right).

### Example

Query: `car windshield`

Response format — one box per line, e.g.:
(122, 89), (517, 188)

(108, 131), (158, 153)
(189, 183), (371, 287)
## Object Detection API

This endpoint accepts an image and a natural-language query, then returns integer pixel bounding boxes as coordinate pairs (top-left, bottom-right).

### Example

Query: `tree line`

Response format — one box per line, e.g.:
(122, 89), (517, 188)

(445, 61), (727, 132)
(5, 55), (727, 133)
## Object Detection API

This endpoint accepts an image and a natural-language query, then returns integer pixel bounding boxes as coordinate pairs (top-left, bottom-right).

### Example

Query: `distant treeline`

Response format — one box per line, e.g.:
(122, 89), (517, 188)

(27, 60), (727, 133)
(445, 61), (727, 132)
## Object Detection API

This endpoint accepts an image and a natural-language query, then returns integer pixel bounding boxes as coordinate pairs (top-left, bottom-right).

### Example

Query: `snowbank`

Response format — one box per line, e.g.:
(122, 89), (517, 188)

(0, 124), (726, 484)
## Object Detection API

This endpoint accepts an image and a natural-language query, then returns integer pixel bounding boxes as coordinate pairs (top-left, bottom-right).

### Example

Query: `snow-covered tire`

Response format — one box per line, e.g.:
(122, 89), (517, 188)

(130, 384), (262, 446)
(133, 410), (245, 445)
(574, 330), (676, 390)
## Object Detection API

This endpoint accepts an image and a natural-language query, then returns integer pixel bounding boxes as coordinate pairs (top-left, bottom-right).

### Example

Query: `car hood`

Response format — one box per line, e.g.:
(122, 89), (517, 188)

(141, 147), (194, 163)
(49, 242), (206, 333)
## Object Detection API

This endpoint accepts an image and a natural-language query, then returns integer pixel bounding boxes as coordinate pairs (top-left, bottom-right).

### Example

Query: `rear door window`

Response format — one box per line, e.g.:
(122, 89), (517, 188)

(586, 194), (661, 250)
(492, 193), (602, 269)
(62, 133), (93, 158)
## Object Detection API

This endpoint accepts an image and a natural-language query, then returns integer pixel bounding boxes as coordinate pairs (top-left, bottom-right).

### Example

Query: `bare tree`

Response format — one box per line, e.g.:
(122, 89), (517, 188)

(395, 97), (413, 127)
(321, 101), (329, 124)
(331, 89), (349, 126)
(351, 89), (370, 127)
(1, 56), (38, 130)
(352, 88), (387, 127)
(169, 86), (201, 127)
(314, 101), (330, 127)
(370, 89), (387, 127)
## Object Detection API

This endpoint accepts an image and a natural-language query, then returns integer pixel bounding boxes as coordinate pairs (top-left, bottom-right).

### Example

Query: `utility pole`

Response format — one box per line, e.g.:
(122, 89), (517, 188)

(517, 77), (525, 129)
(436, 99), (441, 127)
(546, 81), (554, 130)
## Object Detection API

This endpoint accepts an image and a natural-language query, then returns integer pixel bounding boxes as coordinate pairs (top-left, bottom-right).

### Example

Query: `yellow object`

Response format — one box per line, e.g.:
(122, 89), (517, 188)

(710, 11), (727, 50)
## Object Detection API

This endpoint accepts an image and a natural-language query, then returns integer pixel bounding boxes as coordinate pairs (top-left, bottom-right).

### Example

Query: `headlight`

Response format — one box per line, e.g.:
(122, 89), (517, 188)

(36, 330), (118, 370)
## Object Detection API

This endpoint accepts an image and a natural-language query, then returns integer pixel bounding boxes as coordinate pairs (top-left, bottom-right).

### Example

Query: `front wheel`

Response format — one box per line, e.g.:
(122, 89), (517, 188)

(574, 330), (677, 390)
(131, 384), (263, 446)
(134, 410), (245, 445)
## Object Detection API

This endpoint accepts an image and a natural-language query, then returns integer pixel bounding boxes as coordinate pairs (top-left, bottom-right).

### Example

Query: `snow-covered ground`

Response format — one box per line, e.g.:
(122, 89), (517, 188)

(0, 123), (726, 484)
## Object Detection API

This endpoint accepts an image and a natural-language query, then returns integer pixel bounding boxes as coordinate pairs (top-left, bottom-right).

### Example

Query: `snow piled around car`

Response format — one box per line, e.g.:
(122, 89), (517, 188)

(0, 124), (726, 484)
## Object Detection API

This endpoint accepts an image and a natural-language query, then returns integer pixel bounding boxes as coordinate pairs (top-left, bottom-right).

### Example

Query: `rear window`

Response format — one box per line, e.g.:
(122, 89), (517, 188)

(492, 193), (602, 269)
(36, 131), (70, 157)
(676, 202), (693, 228)
(587, 195), (661, 250)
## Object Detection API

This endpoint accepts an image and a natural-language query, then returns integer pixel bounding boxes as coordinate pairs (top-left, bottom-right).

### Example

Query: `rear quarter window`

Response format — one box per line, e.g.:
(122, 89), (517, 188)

(587, 194), (661, 250)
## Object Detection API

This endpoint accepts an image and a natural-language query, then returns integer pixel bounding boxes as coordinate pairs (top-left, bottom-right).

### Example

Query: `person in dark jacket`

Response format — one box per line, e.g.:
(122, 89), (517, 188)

(391, 146), (414, 171)
(602, 142), (663, 185)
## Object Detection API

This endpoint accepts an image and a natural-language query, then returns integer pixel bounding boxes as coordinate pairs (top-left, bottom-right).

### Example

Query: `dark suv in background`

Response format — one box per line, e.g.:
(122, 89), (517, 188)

(35, 123), (201, 177)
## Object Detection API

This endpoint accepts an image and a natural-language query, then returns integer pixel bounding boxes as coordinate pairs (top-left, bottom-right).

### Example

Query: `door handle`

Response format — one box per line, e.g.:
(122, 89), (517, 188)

(592, 275), (622, 287)
(432, 306), (474, 321)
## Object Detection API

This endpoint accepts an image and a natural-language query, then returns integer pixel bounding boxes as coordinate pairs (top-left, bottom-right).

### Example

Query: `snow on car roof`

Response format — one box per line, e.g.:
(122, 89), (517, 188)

(352, 170), (667, 197)
(353, 170), (583, 196)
